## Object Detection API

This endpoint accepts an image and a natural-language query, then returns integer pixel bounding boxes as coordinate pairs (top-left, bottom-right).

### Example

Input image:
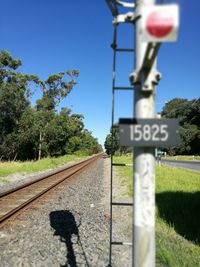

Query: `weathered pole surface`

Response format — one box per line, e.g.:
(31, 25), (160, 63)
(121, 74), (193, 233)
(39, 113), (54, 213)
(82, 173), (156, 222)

(133, 0), (156, 266)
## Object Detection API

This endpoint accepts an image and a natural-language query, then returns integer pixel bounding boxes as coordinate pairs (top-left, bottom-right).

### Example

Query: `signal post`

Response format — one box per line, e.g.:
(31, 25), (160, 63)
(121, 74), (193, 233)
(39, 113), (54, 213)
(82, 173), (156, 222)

(132, 1), (158, 266)
(120, 2), (179, 266)
(106, 1), (179, 266)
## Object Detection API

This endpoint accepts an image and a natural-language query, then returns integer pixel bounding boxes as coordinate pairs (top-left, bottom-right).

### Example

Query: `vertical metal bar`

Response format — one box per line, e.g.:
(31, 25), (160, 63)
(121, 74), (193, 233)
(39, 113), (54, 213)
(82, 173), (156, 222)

(133, 0), (156, 267)
(109, 25), (117, 267)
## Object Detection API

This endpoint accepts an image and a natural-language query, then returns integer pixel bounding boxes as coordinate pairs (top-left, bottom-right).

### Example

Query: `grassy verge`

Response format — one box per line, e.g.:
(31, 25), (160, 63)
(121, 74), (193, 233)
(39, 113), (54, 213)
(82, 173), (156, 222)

(163, 155), (200, 161)
(113, 155), (133, 195)
(113, 155), (200, 267)
(0, 153), (87, 180)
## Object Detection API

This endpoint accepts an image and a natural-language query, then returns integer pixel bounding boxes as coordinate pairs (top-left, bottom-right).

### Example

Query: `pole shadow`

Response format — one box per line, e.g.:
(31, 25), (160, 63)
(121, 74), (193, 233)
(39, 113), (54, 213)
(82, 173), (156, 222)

(49, 210), (90, 267)
(156, 191), (200, 244)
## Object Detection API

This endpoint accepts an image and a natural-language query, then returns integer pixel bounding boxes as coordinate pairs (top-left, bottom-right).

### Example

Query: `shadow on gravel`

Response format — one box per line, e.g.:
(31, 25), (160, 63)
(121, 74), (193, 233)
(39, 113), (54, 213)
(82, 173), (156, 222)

(156, 191), (200, 244)
(50, 210), (90, 267)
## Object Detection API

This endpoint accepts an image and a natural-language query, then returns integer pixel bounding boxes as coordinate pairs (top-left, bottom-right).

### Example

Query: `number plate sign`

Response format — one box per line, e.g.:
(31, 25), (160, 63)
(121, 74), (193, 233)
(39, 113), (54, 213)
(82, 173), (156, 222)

(119, 118), (179, 147)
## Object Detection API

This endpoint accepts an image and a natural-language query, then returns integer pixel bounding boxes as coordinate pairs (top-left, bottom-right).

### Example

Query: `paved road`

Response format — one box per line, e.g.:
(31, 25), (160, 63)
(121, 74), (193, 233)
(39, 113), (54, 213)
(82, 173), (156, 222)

(160, 159), (200, 172)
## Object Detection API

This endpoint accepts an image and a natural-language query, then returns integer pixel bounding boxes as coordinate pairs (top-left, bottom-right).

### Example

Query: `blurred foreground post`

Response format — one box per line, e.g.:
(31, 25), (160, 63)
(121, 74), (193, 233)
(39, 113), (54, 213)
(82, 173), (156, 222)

(133, 0), (156, 266)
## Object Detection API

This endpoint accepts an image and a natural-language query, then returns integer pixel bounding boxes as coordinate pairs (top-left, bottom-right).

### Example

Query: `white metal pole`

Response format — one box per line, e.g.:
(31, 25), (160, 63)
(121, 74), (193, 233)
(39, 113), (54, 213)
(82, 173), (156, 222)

(133, 0), (156, 266)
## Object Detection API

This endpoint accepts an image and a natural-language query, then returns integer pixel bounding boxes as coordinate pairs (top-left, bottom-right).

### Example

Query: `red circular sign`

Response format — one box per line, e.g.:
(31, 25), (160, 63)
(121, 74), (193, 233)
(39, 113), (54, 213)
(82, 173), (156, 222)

(146, 11), (174, 38)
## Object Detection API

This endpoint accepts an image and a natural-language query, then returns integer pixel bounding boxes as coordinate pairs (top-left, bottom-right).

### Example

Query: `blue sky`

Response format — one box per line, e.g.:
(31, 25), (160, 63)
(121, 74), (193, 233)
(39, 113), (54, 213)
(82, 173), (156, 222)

(1, 0), (199, 147)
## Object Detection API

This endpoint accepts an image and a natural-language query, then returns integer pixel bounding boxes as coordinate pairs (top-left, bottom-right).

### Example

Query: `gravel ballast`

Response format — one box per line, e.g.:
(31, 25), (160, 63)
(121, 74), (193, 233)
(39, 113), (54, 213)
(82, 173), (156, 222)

(0, 157), (132, 266)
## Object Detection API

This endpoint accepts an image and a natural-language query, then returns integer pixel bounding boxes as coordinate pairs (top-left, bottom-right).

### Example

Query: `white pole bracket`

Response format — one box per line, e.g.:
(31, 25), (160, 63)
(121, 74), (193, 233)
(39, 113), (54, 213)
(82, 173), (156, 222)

(113, 12), (139, 25)
(115, 0), (135, 8)
(130, 68), (161, 92)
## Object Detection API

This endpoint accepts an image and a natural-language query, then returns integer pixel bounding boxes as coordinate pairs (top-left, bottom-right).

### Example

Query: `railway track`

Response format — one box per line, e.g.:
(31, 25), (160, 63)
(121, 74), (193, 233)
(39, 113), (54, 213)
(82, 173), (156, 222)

(0, 154), (102, 227)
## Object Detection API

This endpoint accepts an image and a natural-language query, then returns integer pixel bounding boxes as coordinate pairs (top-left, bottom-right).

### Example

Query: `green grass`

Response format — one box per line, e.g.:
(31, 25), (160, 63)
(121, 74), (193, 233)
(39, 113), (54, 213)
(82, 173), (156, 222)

(0, 153), (86, 178)
(164, 155), (200, 161)
(113, 155), (200, 267)
(113, 155), (133, 195)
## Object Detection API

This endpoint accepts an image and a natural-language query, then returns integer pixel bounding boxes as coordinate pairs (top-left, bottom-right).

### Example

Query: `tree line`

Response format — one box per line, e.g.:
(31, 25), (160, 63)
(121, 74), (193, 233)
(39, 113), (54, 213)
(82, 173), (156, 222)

(161, 98), (200, 155)
(104, 98), (200, 155)
(104, 126), (132, 156)
(0, 50), (102, 161)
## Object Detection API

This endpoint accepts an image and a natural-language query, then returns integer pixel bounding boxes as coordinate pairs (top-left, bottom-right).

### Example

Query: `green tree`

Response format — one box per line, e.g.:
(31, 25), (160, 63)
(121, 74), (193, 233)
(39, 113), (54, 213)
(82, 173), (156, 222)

(44, 109), (83, 156)
(104, 126), (120, 155)
(35, 70), (79, 159)
(104, 133), (112, 155)
(16, 107), (48, 160)
(161, 98), (200, 155)
(0, 51), (40, 160)
(0, 50), (101, 161)
(80, 129), (102, 155)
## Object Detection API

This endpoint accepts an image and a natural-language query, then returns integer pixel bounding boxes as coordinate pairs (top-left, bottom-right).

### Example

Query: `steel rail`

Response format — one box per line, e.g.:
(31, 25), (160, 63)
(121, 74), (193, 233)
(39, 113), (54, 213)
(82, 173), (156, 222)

(0, 154), (102, 227)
